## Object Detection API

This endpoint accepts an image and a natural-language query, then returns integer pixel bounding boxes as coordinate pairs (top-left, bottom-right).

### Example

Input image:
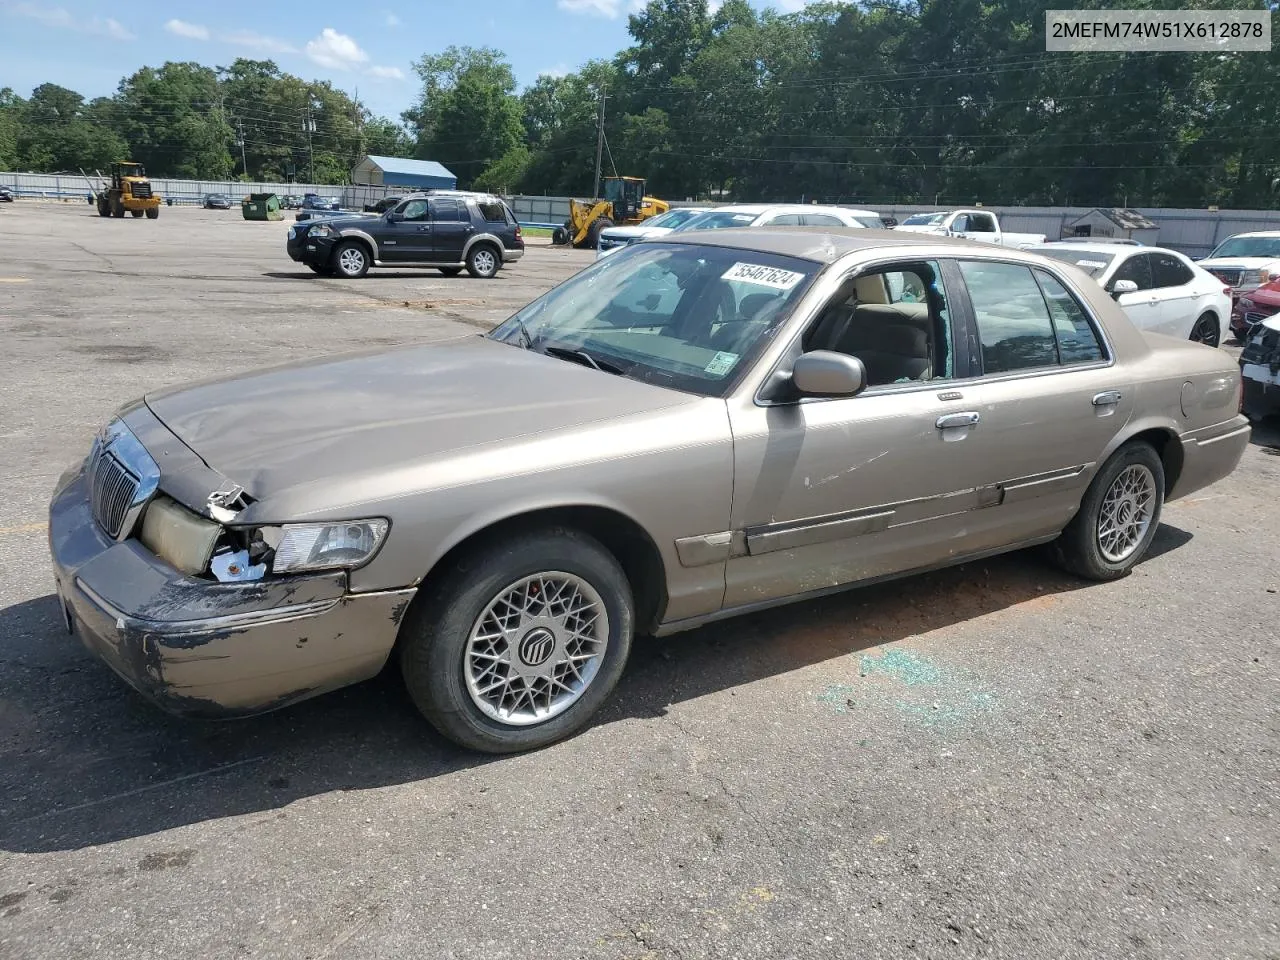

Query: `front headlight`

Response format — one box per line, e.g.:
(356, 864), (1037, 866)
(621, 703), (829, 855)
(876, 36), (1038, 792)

(266, 519), (389, 574)
(309, 223), (333, 238)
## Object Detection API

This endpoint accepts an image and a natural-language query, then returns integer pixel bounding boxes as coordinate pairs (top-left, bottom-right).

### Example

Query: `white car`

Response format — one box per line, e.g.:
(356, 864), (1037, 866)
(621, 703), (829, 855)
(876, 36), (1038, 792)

(1032, 242), (1230, 346)
(672, 204), (882, 235)
(596, 207), (710, 259)
(1197, 231), (1280, 300)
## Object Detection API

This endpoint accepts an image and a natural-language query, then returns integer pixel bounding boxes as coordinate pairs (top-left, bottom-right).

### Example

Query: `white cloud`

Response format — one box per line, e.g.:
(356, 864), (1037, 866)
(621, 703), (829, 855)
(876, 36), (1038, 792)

(11, 3), (134, 39)
(385, 12), (400, 26)
(538, 64), (571, 79)
(556, 0), (627, 17)
(223, 30), (297, 54)
(367, 65), (405, 80)
(305, 28), (369, 70)
(165, 19), (210, 40)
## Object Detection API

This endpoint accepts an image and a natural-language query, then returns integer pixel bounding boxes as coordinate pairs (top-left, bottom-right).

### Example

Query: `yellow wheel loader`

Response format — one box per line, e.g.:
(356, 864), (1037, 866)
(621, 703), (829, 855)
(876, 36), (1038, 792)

(554, 176), (669, 248)
(94, 162), (162, 219)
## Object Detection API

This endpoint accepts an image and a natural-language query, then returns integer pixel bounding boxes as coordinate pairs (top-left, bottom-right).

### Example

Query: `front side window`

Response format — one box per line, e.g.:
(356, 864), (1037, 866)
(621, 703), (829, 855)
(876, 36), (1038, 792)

(801, 260), (953, 387)
(488, 244), (820, 398)
(1109, 253), (1153, 291)
(398, 199), (430, 221)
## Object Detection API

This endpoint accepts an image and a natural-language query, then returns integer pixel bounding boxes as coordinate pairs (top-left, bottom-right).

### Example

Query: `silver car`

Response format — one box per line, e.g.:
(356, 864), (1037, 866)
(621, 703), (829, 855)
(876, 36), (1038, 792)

(49, 229), (1250, 753)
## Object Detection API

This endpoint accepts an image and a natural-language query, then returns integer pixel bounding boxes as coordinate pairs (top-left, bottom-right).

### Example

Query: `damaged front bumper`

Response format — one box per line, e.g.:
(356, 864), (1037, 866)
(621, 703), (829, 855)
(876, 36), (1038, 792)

(49, 458), (415, 719)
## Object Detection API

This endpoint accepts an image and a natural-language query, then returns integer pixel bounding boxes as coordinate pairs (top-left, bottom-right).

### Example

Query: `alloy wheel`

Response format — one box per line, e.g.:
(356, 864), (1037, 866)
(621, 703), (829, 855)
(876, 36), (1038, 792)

(338, 247), (366, 276)
(1096, 464), (1156, 563)
(463, 572), (609, 726)
(472, 249), (497, 277)
(1190, 314), (1220, 347)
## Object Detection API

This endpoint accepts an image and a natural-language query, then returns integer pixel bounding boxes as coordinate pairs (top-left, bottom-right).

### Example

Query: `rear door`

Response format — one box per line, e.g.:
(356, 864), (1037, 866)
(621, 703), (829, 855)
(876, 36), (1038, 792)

(429, 198), (471, 261)
(950, 259), (1133, 545)
(1147, 251), (1201, 337)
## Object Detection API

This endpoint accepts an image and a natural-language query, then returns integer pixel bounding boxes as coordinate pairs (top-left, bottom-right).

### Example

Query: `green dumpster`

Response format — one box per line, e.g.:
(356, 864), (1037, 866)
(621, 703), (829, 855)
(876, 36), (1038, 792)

(241, 192), (283, 221)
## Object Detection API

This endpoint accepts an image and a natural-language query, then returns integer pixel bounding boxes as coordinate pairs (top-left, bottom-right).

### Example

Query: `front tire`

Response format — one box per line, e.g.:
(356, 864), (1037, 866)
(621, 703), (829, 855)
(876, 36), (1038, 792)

(331, 240), (370, 278)
(1050, 442), (1165, 581)
(466, 243), (500, 279)
(438, 267), (462, 277)
(399, 527), (634, 753)
(1189, 312), (1220, 347)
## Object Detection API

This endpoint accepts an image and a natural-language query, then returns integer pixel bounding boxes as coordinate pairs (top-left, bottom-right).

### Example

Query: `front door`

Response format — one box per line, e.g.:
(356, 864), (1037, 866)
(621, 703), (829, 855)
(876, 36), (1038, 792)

(724, 259), (992, 607)
(429, 198), (471, 262)
(1110, 252), (1161, 332)
(378, 197), (433, 262)
(1147, 250), (1202, 336)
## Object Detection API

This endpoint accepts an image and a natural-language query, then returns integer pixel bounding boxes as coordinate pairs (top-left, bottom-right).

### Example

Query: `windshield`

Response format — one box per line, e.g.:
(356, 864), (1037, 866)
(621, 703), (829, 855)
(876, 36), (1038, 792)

(901, 213), (947, 226)
(1208, 236), (1280, 259)
(647, 208), (704, 230)
(1032, 248), (1116, 278)
(674, 210), (761, 232)
(487, 243), (819, 397)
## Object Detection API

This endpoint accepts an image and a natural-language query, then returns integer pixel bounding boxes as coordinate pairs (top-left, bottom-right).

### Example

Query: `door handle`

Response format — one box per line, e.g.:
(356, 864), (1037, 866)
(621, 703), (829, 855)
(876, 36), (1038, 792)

(1092, 390), (1123, 406)
(936, 411), (980, 429)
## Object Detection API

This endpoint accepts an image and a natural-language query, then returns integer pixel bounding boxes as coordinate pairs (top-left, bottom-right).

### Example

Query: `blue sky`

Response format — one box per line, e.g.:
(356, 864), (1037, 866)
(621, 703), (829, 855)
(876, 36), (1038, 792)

(0, 0), (806, 121)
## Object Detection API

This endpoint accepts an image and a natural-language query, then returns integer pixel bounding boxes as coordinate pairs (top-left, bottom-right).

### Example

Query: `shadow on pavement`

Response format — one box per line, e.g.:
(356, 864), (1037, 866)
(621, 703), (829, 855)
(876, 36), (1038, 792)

(0, 526), (1192, 854)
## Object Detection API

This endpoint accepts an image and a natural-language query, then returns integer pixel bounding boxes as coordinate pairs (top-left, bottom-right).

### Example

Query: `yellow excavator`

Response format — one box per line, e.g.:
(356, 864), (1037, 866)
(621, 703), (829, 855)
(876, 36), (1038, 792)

(94, 162), (162, 219)
(554, 176), (669, 248)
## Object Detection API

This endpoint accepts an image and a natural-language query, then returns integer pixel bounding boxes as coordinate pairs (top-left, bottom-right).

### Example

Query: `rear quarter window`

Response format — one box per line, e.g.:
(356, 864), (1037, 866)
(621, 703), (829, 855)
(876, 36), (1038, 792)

(478, 201), (508, 223)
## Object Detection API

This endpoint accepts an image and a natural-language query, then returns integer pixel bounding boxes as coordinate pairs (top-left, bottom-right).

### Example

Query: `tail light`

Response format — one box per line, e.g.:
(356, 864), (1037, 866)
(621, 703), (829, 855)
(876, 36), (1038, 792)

(514, 223), (523, 241)
(1223, 285), (1232, 297)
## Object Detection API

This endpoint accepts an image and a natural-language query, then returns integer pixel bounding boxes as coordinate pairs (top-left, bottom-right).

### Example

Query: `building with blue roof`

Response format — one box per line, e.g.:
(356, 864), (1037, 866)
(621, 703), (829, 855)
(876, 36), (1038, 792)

(350, 155), (458, 191)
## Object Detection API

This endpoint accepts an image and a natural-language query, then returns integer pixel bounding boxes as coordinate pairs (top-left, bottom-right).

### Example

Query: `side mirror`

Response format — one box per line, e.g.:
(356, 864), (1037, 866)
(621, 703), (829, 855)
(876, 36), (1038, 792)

(385, 211), (403, 222)
(792, 351), (867, 397)
(1110, 279), (1138, 299)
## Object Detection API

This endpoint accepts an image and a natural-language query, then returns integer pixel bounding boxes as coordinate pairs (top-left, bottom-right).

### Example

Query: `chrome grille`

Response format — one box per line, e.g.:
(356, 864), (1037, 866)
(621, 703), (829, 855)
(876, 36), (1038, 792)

(91, 451), (140, 537)
(1209, 268), (1242, 286)
(1245, 311), (1275, 326)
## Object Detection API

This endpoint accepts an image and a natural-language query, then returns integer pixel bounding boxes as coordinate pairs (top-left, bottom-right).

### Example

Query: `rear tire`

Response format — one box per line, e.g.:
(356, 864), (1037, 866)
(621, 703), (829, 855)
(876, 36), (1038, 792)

(96, 201), (110, 218)
(399, 527), (634, 753)
(331, 240), (370, 278)
(1049, 442), (1165, 581)
(1189, 312), (1220, 347)
(466, 243), (500, 279)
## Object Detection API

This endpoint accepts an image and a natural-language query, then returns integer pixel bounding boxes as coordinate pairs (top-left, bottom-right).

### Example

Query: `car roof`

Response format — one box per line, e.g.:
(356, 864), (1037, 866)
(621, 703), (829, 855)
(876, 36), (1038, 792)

(662, 226), (1012, 263)
(708, 203), (875, 216)
(1221, 231), (1280, 239)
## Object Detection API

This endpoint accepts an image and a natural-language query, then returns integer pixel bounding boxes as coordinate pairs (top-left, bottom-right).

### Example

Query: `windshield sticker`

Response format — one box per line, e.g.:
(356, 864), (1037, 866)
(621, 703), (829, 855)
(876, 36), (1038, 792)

(732, 214), (754, 222)
(704, 351), (739, 376)
(1076, 259), (1108, 269)
(721, 262), (805, 290)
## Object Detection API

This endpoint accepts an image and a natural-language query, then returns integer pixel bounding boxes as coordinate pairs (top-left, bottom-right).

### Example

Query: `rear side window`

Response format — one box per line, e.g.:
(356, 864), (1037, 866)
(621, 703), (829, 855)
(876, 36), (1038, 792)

(1150, 252), (1193, 288)
(959, 261), (1059, 372)
(767, 213), (803, 225)
(430, 198), (464, 221)
(802, 213), (845, 226)
(478, 200), (508, 223)
(1033, 270), (1105, 364)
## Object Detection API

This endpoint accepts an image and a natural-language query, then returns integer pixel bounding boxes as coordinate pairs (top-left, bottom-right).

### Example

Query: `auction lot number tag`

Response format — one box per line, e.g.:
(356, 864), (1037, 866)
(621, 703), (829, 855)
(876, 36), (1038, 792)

(721, 262), (805, 290)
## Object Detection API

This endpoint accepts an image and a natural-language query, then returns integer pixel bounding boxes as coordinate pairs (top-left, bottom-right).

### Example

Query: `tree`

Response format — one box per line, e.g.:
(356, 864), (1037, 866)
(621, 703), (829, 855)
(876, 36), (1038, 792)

(403, 46), (524, 186)
(114, 62), (233, 178)
(16, 84), (126, 172)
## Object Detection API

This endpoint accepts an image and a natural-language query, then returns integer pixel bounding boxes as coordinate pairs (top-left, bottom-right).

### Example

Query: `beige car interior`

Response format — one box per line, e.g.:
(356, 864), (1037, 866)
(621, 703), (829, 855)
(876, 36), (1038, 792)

(802, 267), (944, 386)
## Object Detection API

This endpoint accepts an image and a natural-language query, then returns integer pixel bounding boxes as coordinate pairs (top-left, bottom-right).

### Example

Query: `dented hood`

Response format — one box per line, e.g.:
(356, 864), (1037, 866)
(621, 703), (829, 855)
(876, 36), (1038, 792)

(144, 336), (694, 506)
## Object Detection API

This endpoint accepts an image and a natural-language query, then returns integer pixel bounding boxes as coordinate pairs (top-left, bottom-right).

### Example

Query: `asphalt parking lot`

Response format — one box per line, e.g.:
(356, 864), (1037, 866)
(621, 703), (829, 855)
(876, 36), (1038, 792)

(0, 202), (1277, 960)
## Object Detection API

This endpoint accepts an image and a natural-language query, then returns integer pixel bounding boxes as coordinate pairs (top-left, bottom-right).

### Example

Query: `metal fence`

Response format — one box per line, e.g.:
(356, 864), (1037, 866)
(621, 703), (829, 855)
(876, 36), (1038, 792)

(5, 172), (1278, 256)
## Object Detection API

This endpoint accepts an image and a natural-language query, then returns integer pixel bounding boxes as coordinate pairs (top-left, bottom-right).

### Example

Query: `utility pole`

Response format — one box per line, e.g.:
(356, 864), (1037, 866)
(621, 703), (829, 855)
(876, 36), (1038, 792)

(593, 89), (608, 200)
(305, 101), (317, 184)
(235, 120), (247, 179)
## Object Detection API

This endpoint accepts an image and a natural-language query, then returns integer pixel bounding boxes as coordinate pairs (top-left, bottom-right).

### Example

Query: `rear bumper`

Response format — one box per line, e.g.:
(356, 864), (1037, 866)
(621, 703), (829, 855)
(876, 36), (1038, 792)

(1170, 415), (1251, 500)
(503, 246), (524, 262)
(49, 468), (414, 718)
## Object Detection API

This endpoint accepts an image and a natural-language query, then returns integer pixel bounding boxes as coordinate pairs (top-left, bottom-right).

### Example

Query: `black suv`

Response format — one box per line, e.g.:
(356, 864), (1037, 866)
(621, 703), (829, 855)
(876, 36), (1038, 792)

(286, 193), (524, 279)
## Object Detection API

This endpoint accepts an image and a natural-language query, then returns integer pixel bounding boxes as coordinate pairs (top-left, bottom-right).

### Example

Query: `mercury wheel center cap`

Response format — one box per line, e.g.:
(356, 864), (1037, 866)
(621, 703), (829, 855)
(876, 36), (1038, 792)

(517, 627), (557, 667)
